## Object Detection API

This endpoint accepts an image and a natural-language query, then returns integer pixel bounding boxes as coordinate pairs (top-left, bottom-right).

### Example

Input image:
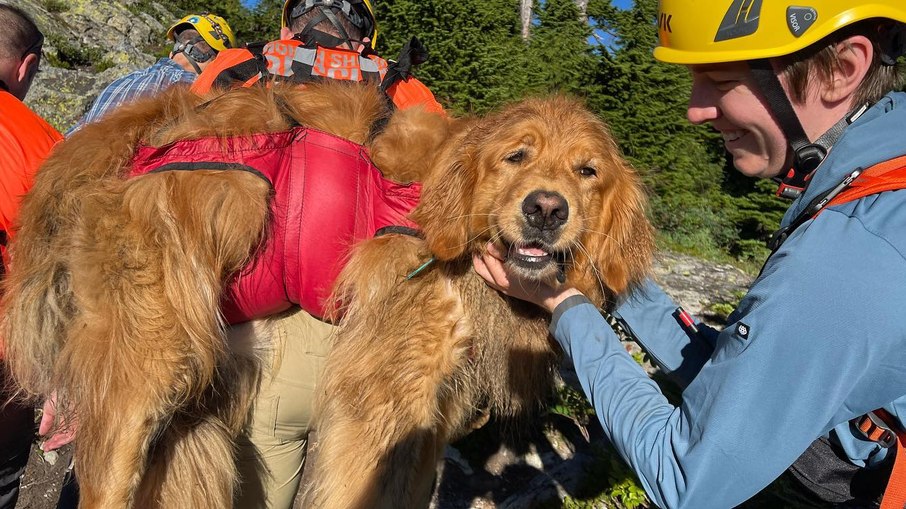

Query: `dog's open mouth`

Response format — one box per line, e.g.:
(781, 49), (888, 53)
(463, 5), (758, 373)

(508, 242), (553, 269)
(504, 240), (569, 282)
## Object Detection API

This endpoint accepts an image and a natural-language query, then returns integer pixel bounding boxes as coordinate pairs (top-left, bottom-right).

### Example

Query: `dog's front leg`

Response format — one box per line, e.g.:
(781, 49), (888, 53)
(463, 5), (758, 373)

(302, 273), (476, 509)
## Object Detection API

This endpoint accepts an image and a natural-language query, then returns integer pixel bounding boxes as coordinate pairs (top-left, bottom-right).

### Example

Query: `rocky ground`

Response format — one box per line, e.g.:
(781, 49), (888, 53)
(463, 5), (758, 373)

(17, 251), (754, 509)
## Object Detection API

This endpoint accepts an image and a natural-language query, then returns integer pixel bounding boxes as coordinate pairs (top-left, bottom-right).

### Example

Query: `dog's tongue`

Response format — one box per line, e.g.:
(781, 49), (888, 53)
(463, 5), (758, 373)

(518, 246), (549, 257)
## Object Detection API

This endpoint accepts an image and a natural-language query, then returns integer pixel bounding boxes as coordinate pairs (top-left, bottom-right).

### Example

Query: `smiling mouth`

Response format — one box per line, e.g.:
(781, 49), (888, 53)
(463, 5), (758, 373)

(508, 242), (553, 269)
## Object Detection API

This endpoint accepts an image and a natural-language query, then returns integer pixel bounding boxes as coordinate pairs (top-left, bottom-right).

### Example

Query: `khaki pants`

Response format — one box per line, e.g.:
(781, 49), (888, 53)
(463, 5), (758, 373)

(234, 308), (334, 509)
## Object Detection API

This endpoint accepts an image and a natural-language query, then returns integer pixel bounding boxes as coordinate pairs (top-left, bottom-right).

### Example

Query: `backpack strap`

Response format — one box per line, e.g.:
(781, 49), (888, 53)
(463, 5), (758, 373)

(380, 37), (428, 95)
(824, 154), (906, 210)
(854, 408), (906, 509)
(768, 154), (906, 251)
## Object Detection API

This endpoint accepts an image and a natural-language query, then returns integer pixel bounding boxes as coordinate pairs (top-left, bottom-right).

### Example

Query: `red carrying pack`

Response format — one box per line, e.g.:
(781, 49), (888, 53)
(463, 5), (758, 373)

(130, 126), (421, 322)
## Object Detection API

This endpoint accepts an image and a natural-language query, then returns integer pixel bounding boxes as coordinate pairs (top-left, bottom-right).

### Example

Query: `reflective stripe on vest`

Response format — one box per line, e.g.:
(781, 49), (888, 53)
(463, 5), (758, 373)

(261, 40), (386, 83)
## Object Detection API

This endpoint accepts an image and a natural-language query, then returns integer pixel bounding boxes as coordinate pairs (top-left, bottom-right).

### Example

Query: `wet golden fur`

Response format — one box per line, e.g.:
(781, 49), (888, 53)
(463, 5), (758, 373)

(1, 81), (453, 508)
(302, 97), (655, 508)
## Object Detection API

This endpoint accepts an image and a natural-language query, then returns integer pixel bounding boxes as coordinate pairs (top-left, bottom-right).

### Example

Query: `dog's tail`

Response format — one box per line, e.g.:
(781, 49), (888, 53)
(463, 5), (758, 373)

(1, 86), (205, 400)
(55, 168), (270, 507)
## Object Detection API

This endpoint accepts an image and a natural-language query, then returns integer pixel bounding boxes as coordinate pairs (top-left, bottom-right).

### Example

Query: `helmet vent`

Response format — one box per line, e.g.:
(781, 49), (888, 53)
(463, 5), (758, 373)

(714, 0), (763, 42)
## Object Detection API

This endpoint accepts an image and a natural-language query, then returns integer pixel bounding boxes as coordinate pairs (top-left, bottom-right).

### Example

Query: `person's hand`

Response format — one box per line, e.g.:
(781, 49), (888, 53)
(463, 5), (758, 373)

(472, 243), (582, 313)
(39, 393), (77, 451)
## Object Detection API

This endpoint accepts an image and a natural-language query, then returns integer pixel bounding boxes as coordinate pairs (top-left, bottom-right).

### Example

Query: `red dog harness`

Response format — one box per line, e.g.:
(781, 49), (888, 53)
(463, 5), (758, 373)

(130, 127), (421, 322)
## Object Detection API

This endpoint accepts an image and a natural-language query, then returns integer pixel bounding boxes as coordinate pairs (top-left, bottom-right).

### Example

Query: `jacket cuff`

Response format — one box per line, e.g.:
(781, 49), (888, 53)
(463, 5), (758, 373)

(549, 294), (595, 335)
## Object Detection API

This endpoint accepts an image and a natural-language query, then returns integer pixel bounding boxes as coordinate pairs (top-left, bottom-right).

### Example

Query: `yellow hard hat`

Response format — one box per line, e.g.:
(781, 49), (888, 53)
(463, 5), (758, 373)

(654, 0), (906, 64)
(281, 0), (378, 48)
(167, 13), (237, 53)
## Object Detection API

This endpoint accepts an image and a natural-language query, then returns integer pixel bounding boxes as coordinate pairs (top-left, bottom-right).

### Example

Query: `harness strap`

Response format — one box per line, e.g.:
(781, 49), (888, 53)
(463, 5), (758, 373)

(769, 155), (906, 252)
(829, 154), (906, 509)
(823, 154), (906, 210)
(856, 409), (906, 509)
(380, 37), (428, 94)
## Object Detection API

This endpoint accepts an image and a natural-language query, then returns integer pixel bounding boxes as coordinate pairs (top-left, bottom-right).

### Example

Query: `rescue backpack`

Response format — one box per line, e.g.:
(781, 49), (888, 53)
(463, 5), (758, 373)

(771, 154), (906, 509)
(190, 36), (443, 114)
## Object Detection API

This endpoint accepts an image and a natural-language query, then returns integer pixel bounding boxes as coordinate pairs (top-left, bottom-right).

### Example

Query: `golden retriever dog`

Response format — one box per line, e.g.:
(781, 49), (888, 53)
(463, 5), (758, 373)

(1, 81), (452, 508)
(302, 96), (654, 508)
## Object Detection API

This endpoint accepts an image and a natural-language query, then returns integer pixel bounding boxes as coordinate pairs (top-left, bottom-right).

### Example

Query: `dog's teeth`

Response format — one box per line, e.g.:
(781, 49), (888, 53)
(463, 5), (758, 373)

(518, 247), (549, 257)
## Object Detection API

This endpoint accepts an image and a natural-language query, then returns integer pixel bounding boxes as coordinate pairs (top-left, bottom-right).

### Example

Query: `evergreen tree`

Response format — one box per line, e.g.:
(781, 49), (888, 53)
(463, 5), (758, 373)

(378, 0), (536, 114)
(589, 0), (785, 260)
(527, 0), (600, 97)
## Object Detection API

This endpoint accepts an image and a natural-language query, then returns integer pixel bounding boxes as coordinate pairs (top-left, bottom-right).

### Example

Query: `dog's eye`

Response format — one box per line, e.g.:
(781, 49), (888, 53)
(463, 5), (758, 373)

(578, 166), (597, 177)
(505, 150), (526, 164)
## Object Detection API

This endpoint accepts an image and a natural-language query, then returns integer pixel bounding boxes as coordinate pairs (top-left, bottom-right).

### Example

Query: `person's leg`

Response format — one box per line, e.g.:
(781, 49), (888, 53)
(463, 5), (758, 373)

(0, 363), (35, 509)
(234, 308), (334, 509)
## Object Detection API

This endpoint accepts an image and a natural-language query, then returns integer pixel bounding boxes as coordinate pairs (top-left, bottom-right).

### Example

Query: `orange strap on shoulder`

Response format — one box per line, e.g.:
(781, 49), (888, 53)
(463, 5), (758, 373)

(191, 48), (258, 95)
(386, 78), (445, 115)
(826, 154), (906, 209)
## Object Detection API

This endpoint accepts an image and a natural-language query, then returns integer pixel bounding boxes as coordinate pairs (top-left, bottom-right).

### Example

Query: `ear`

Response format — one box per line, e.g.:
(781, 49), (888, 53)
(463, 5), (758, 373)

(409, 126), (478, 261)
(8, 53), (39, 99)
(822, 35), (873, 104)
(280, 26), (294, 40)
(575, 162), (654, 305)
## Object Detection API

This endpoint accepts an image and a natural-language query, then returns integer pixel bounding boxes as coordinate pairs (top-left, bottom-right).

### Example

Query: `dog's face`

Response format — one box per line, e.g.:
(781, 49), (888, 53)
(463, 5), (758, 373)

(411, 96), (654, 305)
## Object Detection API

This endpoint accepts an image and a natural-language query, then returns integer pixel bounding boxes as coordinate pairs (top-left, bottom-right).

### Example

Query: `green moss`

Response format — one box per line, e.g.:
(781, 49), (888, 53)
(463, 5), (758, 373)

(544, 444), (649, 509)
(41, 0), (69, 13)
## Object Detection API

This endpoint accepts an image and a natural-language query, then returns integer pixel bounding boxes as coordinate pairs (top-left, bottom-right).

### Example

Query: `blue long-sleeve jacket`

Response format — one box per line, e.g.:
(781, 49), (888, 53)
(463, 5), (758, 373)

(551, 91), (906, 509)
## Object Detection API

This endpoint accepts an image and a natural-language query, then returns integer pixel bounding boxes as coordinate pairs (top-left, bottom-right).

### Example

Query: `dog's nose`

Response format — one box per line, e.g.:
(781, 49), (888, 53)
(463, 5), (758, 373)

(522, 190), (568, 230)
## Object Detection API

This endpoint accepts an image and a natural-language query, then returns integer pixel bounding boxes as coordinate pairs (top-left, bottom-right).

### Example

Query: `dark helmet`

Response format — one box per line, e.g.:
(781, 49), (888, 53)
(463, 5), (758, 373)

(281, 0), (377, 48)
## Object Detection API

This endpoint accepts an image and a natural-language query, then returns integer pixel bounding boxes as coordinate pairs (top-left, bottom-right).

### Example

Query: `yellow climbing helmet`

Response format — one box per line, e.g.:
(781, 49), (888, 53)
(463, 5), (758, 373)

(167, 13), (237, 53)
(654, 0), (906, 64)
(281, 0), (378, 48)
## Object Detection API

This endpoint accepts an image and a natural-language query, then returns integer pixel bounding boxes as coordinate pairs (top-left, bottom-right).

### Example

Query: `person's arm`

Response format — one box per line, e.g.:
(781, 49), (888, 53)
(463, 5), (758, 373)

(474, 213), (906, 508)
(614, 280), (718, 388)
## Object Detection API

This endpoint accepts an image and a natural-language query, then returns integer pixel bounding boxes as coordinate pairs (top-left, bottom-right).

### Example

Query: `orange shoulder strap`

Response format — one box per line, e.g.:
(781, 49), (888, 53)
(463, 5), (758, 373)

(835, 157), (906, 507)
(826, 154), (906, 209)
(191, 48), (261, 95)
(386, 78), (445, 115)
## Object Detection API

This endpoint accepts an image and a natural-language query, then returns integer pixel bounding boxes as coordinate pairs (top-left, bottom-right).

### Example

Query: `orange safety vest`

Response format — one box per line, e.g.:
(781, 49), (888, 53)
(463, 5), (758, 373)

(0, 90), (63, 357)
(191, 39), (444, 114)
(0, 91), (62, 265)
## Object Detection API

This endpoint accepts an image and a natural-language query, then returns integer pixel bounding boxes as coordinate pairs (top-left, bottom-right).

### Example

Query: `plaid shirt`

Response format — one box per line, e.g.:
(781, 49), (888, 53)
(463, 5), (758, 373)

(67, 58), (196, 135)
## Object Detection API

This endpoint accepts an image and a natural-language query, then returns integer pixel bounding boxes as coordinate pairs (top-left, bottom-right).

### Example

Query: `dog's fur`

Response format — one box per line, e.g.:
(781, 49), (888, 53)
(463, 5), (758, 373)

(2, 80), (652, 508)
(302, 96), (655, 508)
(1, 81), (453, 508)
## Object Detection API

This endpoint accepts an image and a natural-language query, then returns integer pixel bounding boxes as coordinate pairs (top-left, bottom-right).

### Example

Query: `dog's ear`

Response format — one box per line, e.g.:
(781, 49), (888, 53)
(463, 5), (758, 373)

(575, 159), (654, 304)
(409, 122), (478, 261)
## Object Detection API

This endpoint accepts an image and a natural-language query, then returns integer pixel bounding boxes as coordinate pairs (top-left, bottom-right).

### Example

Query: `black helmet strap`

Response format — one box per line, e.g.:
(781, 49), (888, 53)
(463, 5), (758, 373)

(172, 35), (215, 74)
(749, 59), (866, 199)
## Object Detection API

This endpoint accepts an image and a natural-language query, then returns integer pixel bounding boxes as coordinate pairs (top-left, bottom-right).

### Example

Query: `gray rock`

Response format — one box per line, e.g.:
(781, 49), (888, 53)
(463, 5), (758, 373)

(21, 0), (176, 132)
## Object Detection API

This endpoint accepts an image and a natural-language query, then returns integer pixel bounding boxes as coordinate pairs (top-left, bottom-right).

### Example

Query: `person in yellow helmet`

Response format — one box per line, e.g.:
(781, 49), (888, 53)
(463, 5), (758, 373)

(474, 2), (906, 508)
(168, 12), (237, 53)
(67, 12), (237, 133)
